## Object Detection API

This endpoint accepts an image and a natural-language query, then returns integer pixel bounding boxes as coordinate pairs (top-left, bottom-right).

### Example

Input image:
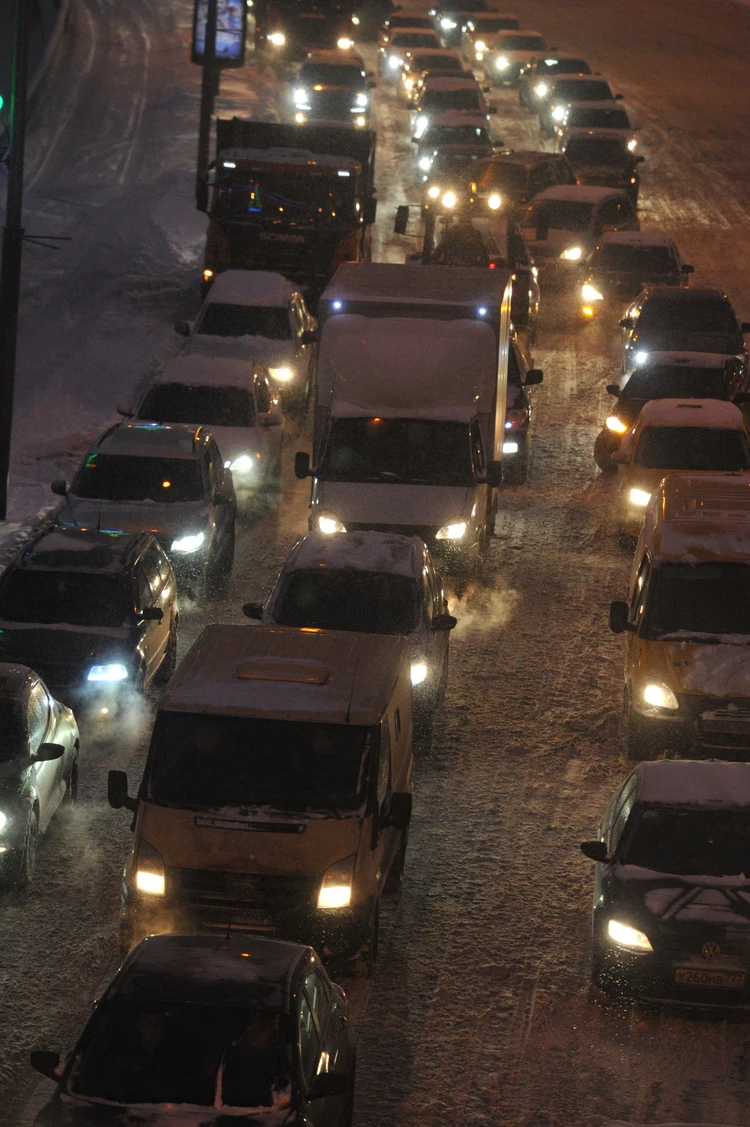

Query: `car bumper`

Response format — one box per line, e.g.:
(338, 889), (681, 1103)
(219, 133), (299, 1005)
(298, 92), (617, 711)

(631, 694), (750, 758)
(597, 937), (750, 1008)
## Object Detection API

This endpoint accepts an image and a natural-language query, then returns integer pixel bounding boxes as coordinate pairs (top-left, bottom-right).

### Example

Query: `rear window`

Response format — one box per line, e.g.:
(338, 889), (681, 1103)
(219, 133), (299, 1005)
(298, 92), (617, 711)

(592, 244), (675, 274)
(638, 298), (739, 334)
(522, 198), (593, 233)
(388, 15), (434, 28)
(622, 367), (727, 400)
(72, 455), (204, 503)
(554, 79), (611, 101)
(424, 124), (490, 145)
(537, 58), (590, 75)
(423, 88), (481, 111)
(197, 303), (291, 340)
(411, 53), (461, 70)
(275, 570), (420, 634)
(471, 16), (519, 31)
(633, 426), (750, 471)
(565, 138), (628, 166)
(298, 63), (365, 85)
(138, 384), (255, 428)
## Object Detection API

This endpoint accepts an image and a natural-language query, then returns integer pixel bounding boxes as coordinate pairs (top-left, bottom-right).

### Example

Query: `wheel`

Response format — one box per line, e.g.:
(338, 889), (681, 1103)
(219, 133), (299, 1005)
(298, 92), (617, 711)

(594, 431), (618, 473)
(206, 526), (235, 597)
(503, 455), (528, 484)
(624, 693), (662, 761)
(384, 832), (408, 896)
(342, 1054), (356, 1127)
(155, 619), (178, 685)
(8, 812), (39, 889)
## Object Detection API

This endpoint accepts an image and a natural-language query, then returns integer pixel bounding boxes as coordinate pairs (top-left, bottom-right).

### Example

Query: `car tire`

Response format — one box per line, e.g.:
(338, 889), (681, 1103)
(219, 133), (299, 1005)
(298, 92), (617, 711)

(206, 527), (235, 597)
(383, 831), (408, 897)
(8, 811), (39, 889)
(594, 432), (618, 473)
(155, 620), (178, 686)
(342, 1053), (356, 1127)
(62, 746), (79, 808)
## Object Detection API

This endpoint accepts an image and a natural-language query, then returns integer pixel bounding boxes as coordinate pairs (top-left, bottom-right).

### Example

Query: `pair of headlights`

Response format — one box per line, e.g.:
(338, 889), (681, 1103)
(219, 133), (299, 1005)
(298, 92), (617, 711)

(317, 513), (467, 541)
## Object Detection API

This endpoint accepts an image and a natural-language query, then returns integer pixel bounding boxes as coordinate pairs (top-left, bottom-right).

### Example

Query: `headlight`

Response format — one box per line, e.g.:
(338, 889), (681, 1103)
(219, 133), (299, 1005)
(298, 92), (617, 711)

(268, 31), (285, 45)
(354, 115), (366, 127)
(87, 663), (129, 683)
(496, 56), (509, 70)
(356, 92), (368, 105)
(440, 17), (457, 28)
(642, 681), (679, 710)
(561, 246), (582, 261)
(415, 115), (428, 137)
(318, 853), (355, 909)
(503, 441), (519, 454)
(405, 78), (414, 90)
(411, 662), (428, 685)
(134, 842), (165, 897)
(0, 812), (7, 833)
(231, 455), (254, 473)
(293, 87), (307, 104)
(605, 415), (628, 434)
(419, 156), (432, 171)
(269, 366), (293, 382)
(388, 55), (401, 69)
(534, 81), (549, 97)
(629, 487), (651, 507)
(171, 531), (206, 553)
(608, 919), (653, 952)
(552, 103), (566, 121)
(474, 39), (486, 51)
(581, 283), (603, 301)
(295, 112), (306, 123)
(634, 350), (648, 364)
(427, 185), (440, 199)
(318, 514), (346, 534)
(337, 37), (352, 49)
(442, 191), (456, 208)
(487, 193), (502, 210)
(436, 521), (467, 540)
(627, 138), (637, 151)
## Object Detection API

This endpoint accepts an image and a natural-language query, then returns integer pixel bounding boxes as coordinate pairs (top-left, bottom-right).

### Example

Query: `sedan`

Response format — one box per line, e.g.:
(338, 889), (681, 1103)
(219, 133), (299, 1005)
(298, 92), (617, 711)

(30, 932), (356, 1125)
(502, 337), (543, 483)
(0, 663), (79, 888)
(580, 230), (692, 321)
(581, 760), (750, 1007)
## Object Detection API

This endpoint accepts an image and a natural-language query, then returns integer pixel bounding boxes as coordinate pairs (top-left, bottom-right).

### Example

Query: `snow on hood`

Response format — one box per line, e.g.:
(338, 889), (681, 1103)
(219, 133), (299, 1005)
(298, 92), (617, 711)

(680, 643), (750, 694)
(319, 482), (472, 527)
(614, 866), (750, 928)
(636, 331), (745, 355)
(185, 334), (294, 368)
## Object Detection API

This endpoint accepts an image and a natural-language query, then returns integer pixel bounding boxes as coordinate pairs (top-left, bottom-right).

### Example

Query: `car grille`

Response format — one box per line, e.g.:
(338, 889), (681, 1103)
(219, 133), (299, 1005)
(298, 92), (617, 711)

(345, 520), (437, 543)
(170, 867), (318, 932)
(677, 694), (750, 754)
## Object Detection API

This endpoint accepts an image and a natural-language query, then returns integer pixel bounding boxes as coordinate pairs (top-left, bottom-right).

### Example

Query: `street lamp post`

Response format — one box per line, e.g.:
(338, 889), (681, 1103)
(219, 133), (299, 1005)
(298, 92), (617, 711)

(196, 0), (219, 212)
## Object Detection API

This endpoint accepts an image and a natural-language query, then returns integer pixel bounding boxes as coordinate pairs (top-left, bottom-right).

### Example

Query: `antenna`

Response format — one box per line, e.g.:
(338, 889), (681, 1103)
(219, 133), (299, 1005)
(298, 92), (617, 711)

(344, 658), (359, 724)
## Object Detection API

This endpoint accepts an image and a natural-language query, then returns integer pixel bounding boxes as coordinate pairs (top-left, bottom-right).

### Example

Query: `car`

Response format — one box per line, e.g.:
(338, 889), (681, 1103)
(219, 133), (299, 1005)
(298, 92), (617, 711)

(380, 9), (436, 40)
(400, 47), (464, 99)
(412, 75), (496, 137)
(517, 53), (592, 109)
(461, 12), (519, 63)
(465, 150), (577, 214)
(433, 0), (493, 47)
(242, 530), (456, 726)
(414, 111), (496, 174)
(407, 60), (475, 105)
(619, 286), (750, 375)
(0, 663), (79, 888)
(379, 26), (442, 78)
(291, 50), (375, 128)
(53, 423), (237, 595)
(614, 398), (750, 539)
(122, 356), (284, 496)
(483, 29), (547, 87)
(520, 185), (639, 284)
(580, 230), (692, 321)
(594, 352), (749, 472)
(560, 130), (644, 204)
(539, 75), (621, 135)
(177, 270), (317, 406)
(0, 527), (178, 715)
(580, 760), (750, 1005)
(502, 337), (543, 483)
(29, 933), (357, 1125)
(554, 100), (637, 150)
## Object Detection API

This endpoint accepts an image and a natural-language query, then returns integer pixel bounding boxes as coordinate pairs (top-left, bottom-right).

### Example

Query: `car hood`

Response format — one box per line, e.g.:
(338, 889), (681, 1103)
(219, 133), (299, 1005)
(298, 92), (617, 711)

(59, 499), (210, 542)
(34, 1091), (297, 1126)
(186, 335), (295, 368)
(0, 623), (133, 669)
(632, 331), (745, 357)
(641, 639), (750, 698)
(593, 271), (680, 295)
(524, 230), (592, 258)
(611, 863), (750, 932)
(318, 481), (474, 528)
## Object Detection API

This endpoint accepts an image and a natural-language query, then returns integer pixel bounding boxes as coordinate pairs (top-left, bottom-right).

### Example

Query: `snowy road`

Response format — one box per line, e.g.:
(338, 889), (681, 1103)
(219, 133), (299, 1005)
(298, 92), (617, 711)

(5, 0), (750, 1124)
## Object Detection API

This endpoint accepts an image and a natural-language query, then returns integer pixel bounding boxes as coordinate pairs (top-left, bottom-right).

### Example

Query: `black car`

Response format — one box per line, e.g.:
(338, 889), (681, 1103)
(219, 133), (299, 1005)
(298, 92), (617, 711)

(581, 231), (692, 321)
(594, 351), (750, 471)
(560, 131), (644, 204)
(517, 54), (591, 109)
(0, 527), (178, 716)
(620, 286), (750, 375)
(503, 337), (543, 483)
(581, 760), (750, 1007)
(30, 932), (357, 1125)
(433, 0), (490, 45)
(471, 150), (577, 212)
(0, 663), (79, 888)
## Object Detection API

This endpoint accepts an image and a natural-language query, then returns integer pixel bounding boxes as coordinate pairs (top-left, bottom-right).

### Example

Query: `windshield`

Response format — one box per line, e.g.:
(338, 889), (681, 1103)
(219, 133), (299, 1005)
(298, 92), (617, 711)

(472, 17), (519, 30)
(554, 80), (611, 101)
(538, 58), (590, 75)
(392, 31), (439, 46)
(424, 124), (489, 145)
(620, 806), (750, 876)
(622, 367), (726, 400)
(389, 15), (434, 27)
(411, 53), (461, 70)
(138, 384), (255, 428)
(298, 63), (364, 85)
(318, 417), (474, 485)
(72, 454), (204, 503)
(565, 138), (627, 166)
(69, 1001), (289, 1109)
(0, 571), (131, 628)
(638, 299), (739, 334)
(592, 244), (674, 274)
(497, 35), (544, 50)
(148, 714), (372, 814)
(423, 88), (481, 110)
(634, 426), (749, 470)
(0, 704), (25, 761)
(275, 570), (419, 633)
(566, 107), (629, 129)
(643, 562), (750, 639)
(475, 162), (527, 198)
(198, 303), (292, 339)
(213, 171), (355, 223)
(523, 198), (593, 233)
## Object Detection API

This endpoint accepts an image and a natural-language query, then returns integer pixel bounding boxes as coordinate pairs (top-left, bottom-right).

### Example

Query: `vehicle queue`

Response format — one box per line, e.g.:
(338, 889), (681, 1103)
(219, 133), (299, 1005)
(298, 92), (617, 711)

(8, 3), (750, 1122)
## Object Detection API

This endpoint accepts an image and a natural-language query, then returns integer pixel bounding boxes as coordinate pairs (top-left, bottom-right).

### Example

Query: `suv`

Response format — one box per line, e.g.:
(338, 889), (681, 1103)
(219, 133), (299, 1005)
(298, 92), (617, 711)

(291, 51), (375, 128)
(580, 230), (692, 319)
(540, 75), (621, 134)
(0, 527), (178, 712)
(483, 29), (547, 86)
(469, 150), (576, 212)
(52, 424), (236, 593)
(518, 54), (591, 109)
(176, 270), (316, 406)
(413, 76), (496, 135)
(462, 12), (519, 63)
(520, 185), (639, 283)
(619, 287), (750, 374)
(561, 131), (644, 204)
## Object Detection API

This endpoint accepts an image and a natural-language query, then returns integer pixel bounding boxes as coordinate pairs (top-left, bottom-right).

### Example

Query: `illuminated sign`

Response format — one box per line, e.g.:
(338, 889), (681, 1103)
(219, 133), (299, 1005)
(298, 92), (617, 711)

(192, 0), (247, 67)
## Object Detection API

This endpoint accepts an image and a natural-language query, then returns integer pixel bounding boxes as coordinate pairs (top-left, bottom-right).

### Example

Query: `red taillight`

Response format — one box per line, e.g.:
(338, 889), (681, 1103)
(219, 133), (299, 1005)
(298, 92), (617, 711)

(489, 262), (496, 268)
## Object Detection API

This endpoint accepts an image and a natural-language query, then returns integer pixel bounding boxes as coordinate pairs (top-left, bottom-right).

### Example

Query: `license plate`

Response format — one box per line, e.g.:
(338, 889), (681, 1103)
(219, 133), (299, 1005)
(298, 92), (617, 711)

(701, 719), (750, 734)
(674, 967), (745, 989)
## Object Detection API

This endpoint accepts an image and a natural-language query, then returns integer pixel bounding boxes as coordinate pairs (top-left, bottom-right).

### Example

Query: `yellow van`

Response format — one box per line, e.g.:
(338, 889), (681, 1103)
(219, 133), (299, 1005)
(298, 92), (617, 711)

(108, 624), (414, 970)
(609, 472), (750, 759)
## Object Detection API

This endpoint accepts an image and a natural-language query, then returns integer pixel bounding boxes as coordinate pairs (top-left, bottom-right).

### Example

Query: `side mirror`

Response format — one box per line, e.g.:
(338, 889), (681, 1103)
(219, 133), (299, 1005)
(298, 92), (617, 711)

(680, 263), (694, 273)
(29, 1051), (61, 1081)
(386, 792), (412, 830)
(35, 743), (65, 762)
(260, 409), (283, 427)
(580, 840), (609, 862)
(614, 93), (624, 100)
(619, 316), (634, 330)
(301, 329), (319, 345)
(50, 479), (67, 497)
(394, 204), (410, 235)
(606, 383), (620, 396)
(368, 79), (377, 88)
(308, 1072), (350, 1100)
(525, 368), (543, 386)
(174, 321), (192, 337)
(433, 612), (457, 632)
(636, 155), (645, 164)
(484, 459), (503, 487)
(242, 601), (264, 620)
(363, 199), (378, 227)
(141, 606), (164, 622)
(294, 451), (312, 479)
(108, 769), (138, 814)
(609, 599), (634, 635)
(487, 105), (497, 114)
(740, 322), (750, 334)
(116, 402), (135, 417)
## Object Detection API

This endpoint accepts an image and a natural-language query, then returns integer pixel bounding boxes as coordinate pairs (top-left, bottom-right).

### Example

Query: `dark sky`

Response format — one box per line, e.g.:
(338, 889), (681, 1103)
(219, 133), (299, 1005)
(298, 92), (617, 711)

(0, 0), (62, 108)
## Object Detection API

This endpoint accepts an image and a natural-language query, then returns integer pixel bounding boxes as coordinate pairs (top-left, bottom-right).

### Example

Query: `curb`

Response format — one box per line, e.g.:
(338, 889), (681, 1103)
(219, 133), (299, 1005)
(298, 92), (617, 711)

(29, 0), (70, 103)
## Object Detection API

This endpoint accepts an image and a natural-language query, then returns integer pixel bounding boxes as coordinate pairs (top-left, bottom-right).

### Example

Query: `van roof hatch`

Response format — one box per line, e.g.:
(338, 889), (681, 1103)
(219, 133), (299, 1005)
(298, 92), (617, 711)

(236, 658), (332, 684)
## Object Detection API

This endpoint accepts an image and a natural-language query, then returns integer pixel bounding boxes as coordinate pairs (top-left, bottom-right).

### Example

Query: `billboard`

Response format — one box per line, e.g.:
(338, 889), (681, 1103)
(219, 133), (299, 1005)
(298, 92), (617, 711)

(192, 0), (247, 67)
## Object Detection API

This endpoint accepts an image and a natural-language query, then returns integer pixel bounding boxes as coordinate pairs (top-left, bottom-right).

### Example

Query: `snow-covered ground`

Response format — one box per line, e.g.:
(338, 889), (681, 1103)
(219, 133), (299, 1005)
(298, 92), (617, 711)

(5, 0), (750, 1125)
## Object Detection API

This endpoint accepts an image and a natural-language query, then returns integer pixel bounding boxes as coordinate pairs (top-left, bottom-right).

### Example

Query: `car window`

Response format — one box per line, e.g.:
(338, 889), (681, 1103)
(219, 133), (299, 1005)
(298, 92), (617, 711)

(634, 427), (750, 471)
(470, 421), (486, 475)
(135, 566), (152, 612)
(138, 384), (256, 428)
(610, 776), (637, 851)
(304, 970), (332, 1034)
(207, 440), (227, 496)
(629, 555), (650, 625)
(141, 548), (163, 599)
(298, 993), (321, 1087)
(153, 545), (172, 586)
(255, 377), (271, 415)
(73, 455), (204, 503)
(197, 303), (292, 340)
(27, 682), (50, 751)
(377, 719), (392, 808)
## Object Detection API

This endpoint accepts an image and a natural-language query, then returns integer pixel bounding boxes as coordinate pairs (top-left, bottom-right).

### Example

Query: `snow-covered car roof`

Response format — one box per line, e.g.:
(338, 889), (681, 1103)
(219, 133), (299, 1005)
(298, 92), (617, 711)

(490, 28), (544, 45)
(19, 526), (141, 573)
(424, 110), (491, 128)
(599, 230), (673, 248)
(0, 663), (35, 702)
(531, 184), (629, 204)
(97, 423), (204, 460)
(635, 760), (750, 808)
(563, 99), (631, 115)
(634, 351), (735, 369)
(219, 147), (360, 173)
(644, 472), (750, 562)
(421, 75), (483, 91)
(389, 28), (441, 43)
(281, 531), (428, 579)
(155, 355), (262, 391)
(551, 74), (612, 90)
(637, 398), (746, 430)
(205, 270), (295, 308)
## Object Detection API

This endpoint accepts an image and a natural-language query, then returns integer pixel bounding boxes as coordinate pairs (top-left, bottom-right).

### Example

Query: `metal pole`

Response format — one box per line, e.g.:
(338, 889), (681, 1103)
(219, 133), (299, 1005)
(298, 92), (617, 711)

(0, 0), (30, 520)
(196, 0), (219, 212)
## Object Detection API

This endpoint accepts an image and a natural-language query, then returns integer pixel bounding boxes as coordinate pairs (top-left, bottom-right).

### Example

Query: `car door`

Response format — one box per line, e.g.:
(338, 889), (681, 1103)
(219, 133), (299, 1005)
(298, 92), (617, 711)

(206, 438), (235, 544)
(424, 557), (449, 675)
(136, 547), (170, 682)
(27, 680), (63, 830)
(470, 419), (491, 534)
(298, 964), (351, 1126)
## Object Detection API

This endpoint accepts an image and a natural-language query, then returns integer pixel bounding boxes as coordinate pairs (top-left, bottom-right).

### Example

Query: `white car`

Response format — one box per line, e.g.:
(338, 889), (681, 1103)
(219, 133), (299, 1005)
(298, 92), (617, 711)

(554, 100), (637, 151)
(412, 76), (496, 137)
(414, 110), (496, 173)
(177, 270), (316, 406)
(483, 29), (547, 86)
(520, 185), (639, 282)
(461, 12), (519, 63)
(379, 27), (442, 80)
(124, 355), (284, 495)
(242, 530), (456, 725)
(400, 47), (465, 101)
